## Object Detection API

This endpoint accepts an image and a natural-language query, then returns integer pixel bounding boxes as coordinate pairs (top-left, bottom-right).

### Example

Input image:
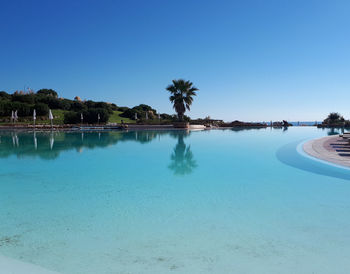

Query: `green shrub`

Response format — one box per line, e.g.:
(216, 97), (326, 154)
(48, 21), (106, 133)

(64, 108), (110, 124)
(110, 103), (118, 111)
(120, 104), (159, 120)
(323, 112), (345, 125)
(120, 108), (139, 120)
(33, 103), (49, 116)
(85, 101), (113, 114)
(0, 101), (12, 116)
(58, 99), (72, 110)
(133, 104), (156, 113)
(64, 111), (80, 124)
(11, 94), (36, 104)
(94, 102), (113, 114)
(12, 102), (32, 116)
(35, 95), (62, 109)
(37, 89), (58, 98)
(71, 101), (87, 112)
(160, 113), (173, 120)
(84, 108), (110, 123)
(117, 106), (129, 112)
(0, 91), (12, 100)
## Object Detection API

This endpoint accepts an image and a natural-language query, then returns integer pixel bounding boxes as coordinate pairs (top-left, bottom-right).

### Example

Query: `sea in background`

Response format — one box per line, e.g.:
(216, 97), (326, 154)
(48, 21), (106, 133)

(1, 127), (350, 274)
(254, 122), (320, 126)
(289, 121), (320, 126)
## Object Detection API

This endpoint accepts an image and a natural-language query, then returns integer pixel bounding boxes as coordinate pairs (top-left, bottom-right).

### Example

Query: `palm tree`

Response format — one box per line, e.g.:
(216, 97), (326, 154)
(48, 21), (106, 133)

(166, 79), (198, 121)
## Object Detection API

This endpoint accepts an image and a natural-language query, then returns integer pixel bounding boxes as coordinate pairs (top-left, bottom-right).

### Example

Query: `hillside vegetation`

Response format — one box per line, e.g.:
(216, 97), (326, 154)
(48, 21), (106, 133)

(0, 89), (174, 125)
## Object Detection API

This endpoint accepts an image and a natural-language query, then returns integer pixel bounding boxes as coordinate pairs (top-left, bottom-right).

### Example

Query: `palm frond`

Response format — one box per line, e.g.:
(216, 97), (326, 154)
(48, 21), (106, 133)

(165, 79), (199, 119)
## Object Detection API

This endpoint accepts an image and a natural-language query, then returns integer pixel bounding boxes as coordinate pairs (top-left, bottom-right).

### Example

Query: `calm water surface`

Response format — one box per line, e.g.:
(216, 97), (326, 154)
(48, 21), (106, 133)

(1, 127), (350, 274)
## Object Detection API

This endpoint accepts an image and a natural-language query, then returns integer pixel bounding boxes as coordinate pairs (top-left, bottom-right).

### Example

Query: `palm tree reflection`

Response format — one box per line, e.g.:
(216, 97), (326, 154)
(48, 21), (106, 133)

(168, 131), (197, 175)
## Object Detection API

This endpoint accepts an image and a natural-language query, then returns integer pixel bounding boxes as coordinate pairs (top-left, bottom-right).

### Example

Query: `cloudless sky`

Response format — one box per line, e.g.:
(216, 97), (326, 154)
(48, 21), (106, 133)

(1, 0), (350, 121)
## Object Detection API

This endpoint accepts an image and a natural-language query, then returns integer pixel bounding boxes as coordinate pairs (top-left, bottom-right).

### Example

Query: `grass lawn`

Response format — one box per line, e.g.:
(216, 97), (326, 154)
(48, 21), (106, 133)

(0, 110), (136, 125)
(46, 109), (66, 125)
(48, 110), (136, 124)
(0, 109), (67, 125)
(32, 109), (67, 125)
(108, 111), (135, 124)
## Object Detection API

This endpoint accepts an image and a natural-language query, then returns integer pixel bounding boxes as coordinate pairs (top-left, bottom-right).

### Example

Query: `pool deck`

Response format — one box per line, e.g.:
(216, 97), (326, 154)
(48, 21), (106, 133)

(303, 135), (350, 168)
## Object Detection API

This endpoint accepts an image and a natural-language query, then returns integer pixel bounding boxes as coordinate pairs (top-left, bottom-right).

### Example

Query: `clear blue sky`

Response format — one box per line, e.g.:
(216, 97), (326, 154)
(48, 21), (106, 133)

(1, 0), (350, 121)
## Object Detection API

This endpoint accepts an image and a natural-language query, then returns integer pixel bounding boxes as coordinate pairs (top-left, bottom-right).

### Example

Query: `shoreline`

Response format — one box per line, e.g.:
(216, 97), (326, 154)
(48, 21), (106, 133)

(0, 124), (270, 132)
(303, 135), (350, 168)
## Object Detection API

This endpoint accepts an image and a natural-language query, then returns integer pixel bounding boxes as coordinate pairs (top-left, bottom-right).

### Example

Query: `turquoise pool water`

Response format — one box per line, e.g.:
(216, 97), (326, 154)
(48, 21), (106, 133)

(1, 127), (350, 274)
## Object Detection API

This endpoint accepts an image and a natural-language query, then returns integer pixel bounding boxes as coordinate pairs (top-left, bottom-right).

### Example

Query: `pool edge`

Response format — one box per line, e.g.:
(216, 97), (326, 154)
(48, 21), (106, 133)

(299, 136), (350, 171)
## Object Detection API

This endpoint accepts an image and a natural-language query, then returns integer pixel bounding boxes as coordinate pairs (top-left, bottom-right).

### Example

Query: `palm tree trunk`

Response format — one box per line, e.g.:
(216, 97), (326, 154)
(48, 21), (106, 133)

(178, 112), (184, 121)
(175, 103), (186, 122)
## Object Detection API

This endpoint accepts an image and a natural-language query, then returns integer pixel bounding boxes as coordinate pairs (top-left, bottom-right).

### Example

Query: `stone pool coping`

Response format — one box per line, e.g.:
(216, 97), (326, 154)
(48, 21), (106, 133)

(303, 135), (350, 168)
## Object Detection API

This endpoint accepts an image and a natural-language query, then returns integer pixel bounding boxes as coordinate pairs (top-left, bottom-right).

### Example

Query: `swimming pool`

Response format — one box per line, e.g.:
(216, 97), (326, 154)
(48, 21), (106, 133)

(1, 127), (350, 273)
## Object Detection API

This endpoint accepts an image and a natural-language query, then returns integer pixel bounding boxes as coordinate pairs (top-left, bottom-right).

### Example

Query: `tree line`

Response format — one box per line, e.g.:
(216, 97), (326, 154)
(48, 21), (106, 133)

(0, 79), (199, 124)
(0, 88), (189, 124)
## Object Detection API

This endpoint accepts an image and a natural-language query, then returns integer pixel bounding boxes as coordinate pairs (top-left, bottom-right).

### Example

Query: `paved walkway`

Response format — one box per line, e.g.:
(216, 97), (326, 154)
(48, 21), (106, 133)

(303, 135), (350, 167)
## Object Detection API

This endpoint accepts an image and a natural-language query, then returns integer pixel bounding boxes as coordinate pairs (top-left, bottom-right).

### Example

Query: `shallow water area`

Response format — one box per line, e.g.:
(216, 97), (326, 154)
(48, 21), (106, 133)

(1, 127), (350, 274)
